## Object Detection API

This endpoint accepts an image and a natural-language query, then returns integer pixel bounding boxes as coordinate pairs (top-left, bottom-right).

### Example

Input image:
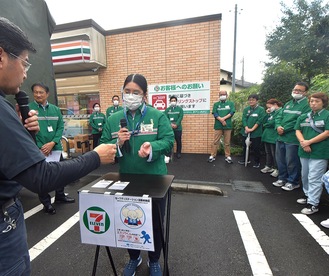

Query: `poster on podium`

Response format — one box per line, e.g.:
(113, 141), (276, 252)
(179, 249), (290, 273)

(114, 195), (154, 251)
(79, 192), (116, 247)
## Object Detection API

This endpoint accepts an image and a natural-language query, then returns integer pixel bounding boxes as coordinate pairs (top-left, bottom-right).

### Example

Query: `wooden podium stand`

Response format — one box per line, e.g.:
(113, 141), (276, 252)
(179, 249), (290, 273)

(78, 173), (174, 276)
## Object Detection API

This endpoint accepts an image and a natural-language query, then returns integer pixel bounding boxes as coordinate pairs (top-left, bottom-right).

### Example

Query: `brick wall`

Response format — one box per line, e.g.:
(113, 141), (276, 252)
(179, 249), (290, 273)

(98, 20), (221, 154)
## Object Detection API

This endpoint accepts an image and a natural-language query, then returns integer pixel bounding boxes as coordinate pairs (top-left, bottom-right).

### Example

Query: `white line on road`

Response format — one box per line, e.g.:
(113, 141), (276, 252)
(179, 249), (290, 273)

(24, 197), (55, 219)
(293, 213), (329, 255)
(233, 210), (273, 276)
(29, 212), (80, 261)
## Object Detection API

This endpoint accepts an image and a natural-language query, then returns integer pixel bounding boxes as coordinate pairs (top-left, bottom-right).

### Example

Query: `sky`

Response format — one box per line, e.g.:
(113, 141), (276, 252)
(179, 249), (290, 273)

(44, 0), (291, 84)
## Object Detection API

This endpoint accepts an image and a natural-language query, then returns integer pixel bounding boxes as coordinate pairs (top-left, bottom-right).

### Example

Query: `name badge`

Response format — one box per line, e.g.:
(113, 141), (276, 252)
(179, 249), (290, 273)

(98, 123), (102, 126)
(47, 126), (53, 132)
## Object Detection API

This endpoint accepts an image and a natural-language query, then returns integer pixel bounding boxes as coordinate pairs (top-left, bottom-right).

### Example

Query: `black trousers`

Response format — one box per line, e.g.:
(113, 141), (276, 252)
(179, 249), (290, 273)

(93, 133), (102, 148)
(174, 130), (182, 154)
(39, 154), (65, 206)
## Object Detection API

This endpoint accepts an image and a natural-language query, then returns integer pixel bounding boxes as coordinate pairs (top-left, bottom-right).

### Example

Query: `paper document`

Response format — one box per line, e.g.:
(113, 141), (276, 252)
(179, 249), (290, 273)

(45, 150), (62, 162)
(109, 181), (129, 190)
(92, 179), (113, 188)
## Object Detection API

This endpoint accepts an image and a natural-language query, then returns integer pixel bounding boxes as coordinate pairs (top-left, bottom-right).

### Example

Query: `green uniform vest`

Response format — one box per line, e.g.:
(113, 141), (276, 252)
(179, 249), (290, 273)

(240, 105), (265, 138)
(164, 105), (184, 131)
(261, 108), (282, 144)
(101, 104), (174, 175)
(89, 112), (106, 134)
(295, 109), (329, 159)
(212, 100), (235, 130)
(29, 101), (64, 150)
(106, 105), (123, 118)
(275, 97), (311, 144)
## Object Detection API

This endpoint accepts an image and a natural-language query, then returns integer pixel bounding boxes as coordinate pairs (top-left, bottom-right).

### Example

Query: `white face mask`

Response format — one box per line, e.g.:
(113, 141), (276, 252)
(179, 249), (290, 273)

(123, 93), (144, 111)
(113, 100), (119, 106)
(170, 101), (177, 107)
(291, 92), (303, 100)
(270, 106), (276, 112)
(219, 95), (227, 101)
(94, 107), (100, 112)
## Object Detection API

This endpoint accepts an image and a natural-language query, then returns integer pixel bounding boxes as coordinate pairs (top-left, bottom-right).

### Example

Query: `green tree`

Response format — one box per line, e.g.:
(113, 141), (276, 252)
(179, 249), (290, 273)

(265, 0), (329, 82)
(259, 62), (302, 104)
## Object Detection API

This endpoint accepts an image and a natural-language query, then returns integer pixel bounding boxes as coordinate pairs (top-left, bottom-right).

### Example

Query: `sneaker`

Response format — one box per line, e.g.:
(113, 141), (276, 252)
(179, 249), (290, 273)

(208, 156), (215, 163)
(297, 196), (308, 205)
(301, 204), (319, 215)
(253, 163), (260, 168)
(320, 218), (329, 228)
(238, 160), (250, 165)
(123, 256), (142, 276)
(260, 166), (274, 173)
(148, 260), (162, 276)
(225, 156), (233, 164)
(270, 169), (279, 178)
(281, 183), (300, 191)
(272, 180), (286, 187)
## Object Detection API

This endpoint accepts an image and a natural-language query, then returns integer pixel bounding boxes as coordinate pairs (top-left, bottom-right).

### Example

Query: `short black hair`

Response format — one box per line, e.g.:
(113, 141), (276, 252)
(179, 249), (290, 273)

(112, 95), (119, 101)
(248, 94), (259, 101)
(295, 81), (309, 91)
(170, 96), (177, 101)
(93, 103), (100, 108)
(0, 17), (36, 56)
(31, 82), (49, 93)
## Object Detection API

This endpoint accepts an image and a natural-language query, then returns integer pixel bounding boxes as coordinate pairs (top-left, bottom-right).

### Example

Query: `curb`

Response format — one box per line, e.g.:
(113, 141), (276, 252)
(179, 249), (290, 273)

(172, 182), (224, 196)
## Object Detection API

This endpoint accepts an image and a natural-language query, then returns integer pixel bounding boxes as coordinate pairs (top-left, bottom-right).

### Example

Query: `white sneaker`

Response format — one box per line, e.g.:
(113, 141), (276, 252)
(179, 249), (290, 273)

(301, 204), (319, 215)
(272, 180), (285, 187)
(225, 156), (233, 164)
(320, 218), (329, 228)
(208, 156), (215, 163)
(281, 183), (300, 191)
(297, 196), (307, 205)
(260, 166), (274, 173)
(270, 169), (279, 178)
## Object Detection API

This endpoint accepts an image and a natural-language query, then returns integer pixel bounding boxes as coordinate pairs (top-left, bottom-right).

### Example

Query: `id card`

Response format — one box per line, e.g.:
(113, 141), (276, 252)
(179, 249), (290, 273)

(47, 126), (53, 132)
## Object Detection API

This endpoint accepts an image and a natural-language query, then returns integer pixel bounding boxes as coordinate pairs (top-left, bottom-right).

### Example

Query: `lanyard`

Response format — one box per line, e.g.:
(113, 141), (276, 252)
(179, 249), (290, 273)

(123, 103), (148, 135)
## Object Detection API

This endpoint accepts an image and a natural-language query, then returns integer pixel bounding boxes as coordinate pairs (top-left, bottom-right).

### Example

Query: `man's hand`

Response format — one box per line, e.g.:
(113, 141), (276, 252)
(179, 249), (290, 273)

(41, 142), (56, 156)
(23, 110), (40, 133)
(138, 142), (151, 158)
(277, 126), (284, 135)
(93, 144), (117, 164)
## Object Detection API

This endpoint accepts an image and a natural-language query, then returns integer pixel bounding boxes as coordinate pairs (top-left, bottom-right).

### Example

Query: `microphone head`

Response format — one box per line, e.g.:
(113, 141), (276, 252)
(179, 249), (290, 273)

(15, 91), (29, 105)
(120, 118), (127, 128)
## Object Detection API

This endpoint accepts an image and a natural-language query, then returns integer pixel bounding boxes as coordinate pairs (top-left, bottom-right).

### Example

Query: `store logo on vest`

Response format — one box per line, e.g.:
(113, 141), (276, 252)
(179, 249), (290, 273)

(83, 206), (110, 234)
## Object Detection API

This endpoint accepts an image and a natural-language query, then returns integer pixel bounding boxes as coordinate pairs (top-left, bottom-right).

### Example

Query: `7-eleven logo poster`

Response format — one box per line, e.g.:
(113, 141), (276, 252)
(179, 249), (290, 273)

(79, 192), (116, 247)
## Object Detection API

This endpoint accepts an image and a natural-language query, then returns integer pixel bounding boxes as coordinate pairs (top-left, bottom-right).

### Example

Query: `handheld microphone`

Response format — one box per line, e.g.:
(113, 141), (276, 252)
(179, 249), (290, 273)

(15, 90), (36, 142)
(120, 118), (130, 153)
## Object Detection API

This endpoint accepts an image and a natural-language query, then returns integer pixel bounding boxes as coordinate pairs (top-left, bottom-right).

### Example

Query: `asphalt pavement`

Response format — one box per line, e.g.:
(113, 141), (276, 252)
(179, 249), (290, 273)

(25, 152), (329, 275)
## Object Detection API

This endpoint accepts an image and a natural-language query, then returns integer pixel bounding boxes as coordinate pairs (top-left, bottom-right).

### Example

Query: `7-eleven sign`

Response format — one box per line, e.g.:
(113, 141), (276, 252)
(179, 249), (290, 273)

(83, 207), (110, 234)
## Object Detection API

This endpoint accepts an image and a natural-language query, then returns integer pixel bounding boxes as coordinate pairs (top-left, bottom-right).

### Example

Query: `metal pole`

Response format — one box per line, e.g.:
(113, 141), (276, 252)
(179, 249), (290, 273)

(232, 4), (237, 93)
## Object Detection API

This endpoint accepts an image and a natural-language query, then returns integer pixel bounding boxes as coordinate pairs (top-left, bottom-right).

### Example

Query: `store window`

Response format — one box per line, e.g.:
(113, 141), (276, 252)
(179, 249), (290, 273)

(56, 75), (99, 137)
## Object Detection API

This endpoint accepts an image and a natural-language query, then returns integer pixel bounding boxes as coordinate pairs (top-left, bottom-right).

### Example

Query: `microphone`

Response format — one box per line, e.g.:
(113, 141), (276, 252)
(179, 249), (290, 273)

(15, 90), (36, 142)
(120, 118), (130, 153)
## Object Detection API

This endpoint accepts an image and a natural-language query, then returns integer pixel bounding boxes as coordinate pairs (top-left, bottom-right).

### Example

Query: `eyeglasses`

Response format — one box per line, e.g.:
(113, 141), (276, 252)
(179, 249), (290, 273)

(292, 89), (305, 93)
(9, 52), (31, 72)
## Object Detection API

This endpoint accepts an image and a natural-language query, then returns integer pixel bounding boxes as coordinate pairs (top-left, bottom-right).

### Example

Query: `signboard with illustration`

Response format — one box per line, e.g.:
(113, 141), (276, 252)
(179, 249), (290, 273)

(148, 81), (211, 114)
(79, 187), (153, 251)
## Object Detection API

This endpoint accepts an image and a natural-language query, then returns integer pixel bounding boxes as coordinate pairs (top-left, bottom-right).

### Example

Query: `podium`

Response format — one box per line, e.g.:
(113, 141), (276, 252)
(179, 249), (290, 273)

(78, 173), (174, 276)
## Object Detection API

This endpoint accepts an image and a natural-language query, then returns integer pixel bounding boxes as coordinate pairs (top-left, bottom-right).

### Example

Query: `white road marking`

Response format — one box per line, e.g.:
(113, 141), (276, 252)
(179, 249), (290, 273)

(29, 212), (80, 261)
(293, 213), (329, 255)
(233, 210), (273, 276)
(24, 197), (55, 219)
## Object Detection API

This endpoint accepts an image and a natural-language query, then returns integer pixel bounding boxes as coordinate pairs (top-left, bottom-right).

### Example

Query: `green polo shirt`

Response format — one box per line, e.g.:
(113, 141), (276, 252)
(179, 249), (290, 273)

(164, 105), (184, 131)
(240, 105), (265, 138)
(275, 97), (311, 144)
(212, 100), (235, 130)
(261, 108), (282, 144)
(295, 109), (329, 159)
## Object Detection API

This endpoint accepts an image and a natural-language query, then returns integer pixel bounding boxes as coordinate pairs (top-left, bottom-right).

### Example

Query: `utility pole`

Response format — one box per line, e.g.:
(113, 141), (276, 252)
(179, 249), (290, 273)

(232, 4), (238, 93)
